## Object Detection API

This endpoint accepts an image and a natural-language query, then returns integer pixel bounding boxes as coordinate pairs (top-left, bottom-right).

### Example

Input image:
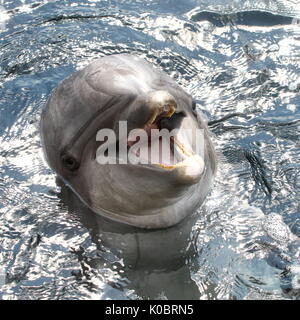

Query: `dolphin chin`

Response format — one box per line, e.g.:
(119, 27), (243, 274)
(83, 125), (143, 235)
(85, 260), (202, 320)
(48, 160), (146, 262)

(40, 54), (217, 229)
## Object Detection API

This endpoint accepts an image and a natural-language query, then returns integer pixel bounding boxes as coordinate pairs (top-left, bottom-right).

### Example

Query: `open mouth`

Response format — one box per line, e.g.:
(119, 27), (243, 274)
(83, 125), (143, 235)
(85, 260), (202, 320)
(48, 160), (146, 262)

(92, 90), (205, 181)
(127, 108), (198, 170)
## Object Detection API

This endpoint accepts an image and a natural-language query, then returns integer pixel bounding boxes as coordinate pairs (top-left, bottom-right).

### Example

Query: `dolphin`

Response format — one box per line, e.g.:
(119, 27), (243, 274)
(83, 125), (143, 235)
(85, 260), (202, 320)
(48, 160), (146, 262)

(40, 54), (217, 229)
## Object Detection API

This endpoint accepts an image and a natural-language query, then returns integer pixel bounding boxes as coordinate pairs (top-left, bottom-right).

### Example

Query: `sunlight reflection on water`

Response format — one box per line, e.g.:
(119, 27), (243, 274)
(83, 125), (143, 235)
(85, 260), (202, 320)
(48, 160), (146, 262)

(0, 0), (299, 300)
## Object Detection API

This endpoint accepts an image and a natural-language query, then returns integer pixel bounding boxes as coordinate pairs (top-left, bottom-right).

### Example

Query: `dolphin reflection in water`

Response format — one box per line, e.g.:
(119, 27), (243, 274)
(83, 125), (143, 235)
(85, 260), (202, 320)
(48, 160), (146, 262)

(58, 179), (205, 299)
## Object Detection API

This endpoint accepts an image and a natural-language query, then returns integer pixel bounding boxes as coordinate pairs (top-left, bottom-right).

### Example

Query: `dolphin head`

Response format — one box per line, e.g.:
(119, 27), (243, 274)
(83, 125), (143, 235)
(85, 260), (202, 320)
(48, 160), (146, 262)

(40, 54), (217, 229)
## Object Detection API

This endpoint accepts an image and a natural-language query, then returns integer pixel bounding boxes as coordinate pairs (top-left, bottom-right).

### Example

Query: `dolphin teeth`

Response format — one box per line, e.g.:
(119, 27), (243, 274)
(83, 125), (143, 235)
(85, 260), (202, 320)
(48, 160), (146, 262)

(145, 105), (175, 128)
(170, 136), (193, 159)
(162, 105), (176, 118)
(152, 136), (197, 170)
(146, 90), (177, 125)
(146, 110), (159, 126)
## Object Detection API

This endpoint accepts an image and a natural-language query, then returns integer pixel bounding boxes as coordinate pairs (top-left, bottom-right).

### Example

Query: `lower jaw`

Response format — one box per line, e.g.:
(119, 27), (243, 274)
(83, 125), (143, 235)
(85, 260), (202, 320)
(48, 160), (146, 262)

(92, 188), (202, 229)
(127, 136), (192, 168)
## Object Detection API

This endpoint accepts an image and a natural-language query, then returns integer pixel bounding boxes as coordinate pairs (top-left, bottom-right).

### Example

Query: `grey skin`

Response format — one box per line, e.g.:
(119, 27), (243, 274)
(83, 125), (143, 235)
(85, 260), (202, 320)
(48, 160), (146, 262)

(40, 54), (217, 229)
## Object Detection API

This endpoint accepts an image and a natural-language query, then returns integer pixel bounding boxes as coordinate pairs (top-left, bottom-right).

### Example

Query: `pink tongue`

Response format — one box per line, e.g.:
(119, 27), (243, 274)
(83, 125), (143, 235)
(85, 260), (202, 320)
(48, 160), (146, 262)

(144, 123), (159, 134)
(127, 123), (158, 147)
(127, 124), (176, 165)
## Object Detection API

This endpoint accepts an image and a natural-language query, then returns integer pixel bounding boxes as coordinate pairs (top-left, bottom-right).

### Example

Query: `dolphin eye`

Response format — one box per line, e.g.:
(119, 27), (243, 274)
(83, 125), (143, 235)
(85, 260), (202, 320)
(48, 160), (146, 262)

(61, 153), (79, 171)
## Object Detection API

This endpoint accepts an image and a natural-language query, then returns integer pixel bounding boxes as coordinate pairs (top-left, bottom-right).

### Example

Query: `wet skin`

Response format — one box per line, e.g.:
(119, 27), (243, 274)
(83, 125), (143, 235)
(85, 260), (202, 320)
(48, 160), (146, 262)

(40, 54), (217, 229)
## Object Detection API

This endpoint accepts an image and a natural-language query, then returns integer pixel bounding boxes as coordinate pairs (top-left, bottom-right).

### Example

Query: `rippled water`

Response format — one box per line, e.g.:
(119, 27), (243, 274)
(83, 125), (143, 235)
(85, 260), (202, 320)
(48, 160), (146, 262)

(0, 0), (300, 300)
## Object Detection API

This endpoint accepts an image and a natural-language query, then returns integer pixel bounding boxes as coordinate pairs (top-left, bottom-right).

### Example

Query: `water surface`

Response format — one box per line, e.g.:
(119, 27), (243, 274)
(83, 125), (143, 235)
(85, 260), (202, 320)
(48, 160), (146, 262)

(0, 0), (300, 300)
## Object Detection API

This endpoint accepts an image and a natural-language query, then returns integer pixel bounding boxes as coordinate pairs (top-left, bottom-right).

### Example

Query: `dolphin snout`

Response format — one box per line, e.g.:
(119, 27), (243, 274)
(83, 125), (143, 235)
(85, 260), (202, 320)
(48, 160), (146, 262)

(146, 90), (177, 125)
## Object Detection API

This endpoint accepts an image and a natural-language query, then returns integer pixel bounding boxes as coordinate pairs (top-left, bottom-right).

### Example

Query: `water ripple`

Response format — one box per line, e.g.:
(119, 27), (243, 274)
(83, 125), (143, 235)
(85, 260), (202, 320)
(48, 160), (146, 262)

(0, 0), (299, 300)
